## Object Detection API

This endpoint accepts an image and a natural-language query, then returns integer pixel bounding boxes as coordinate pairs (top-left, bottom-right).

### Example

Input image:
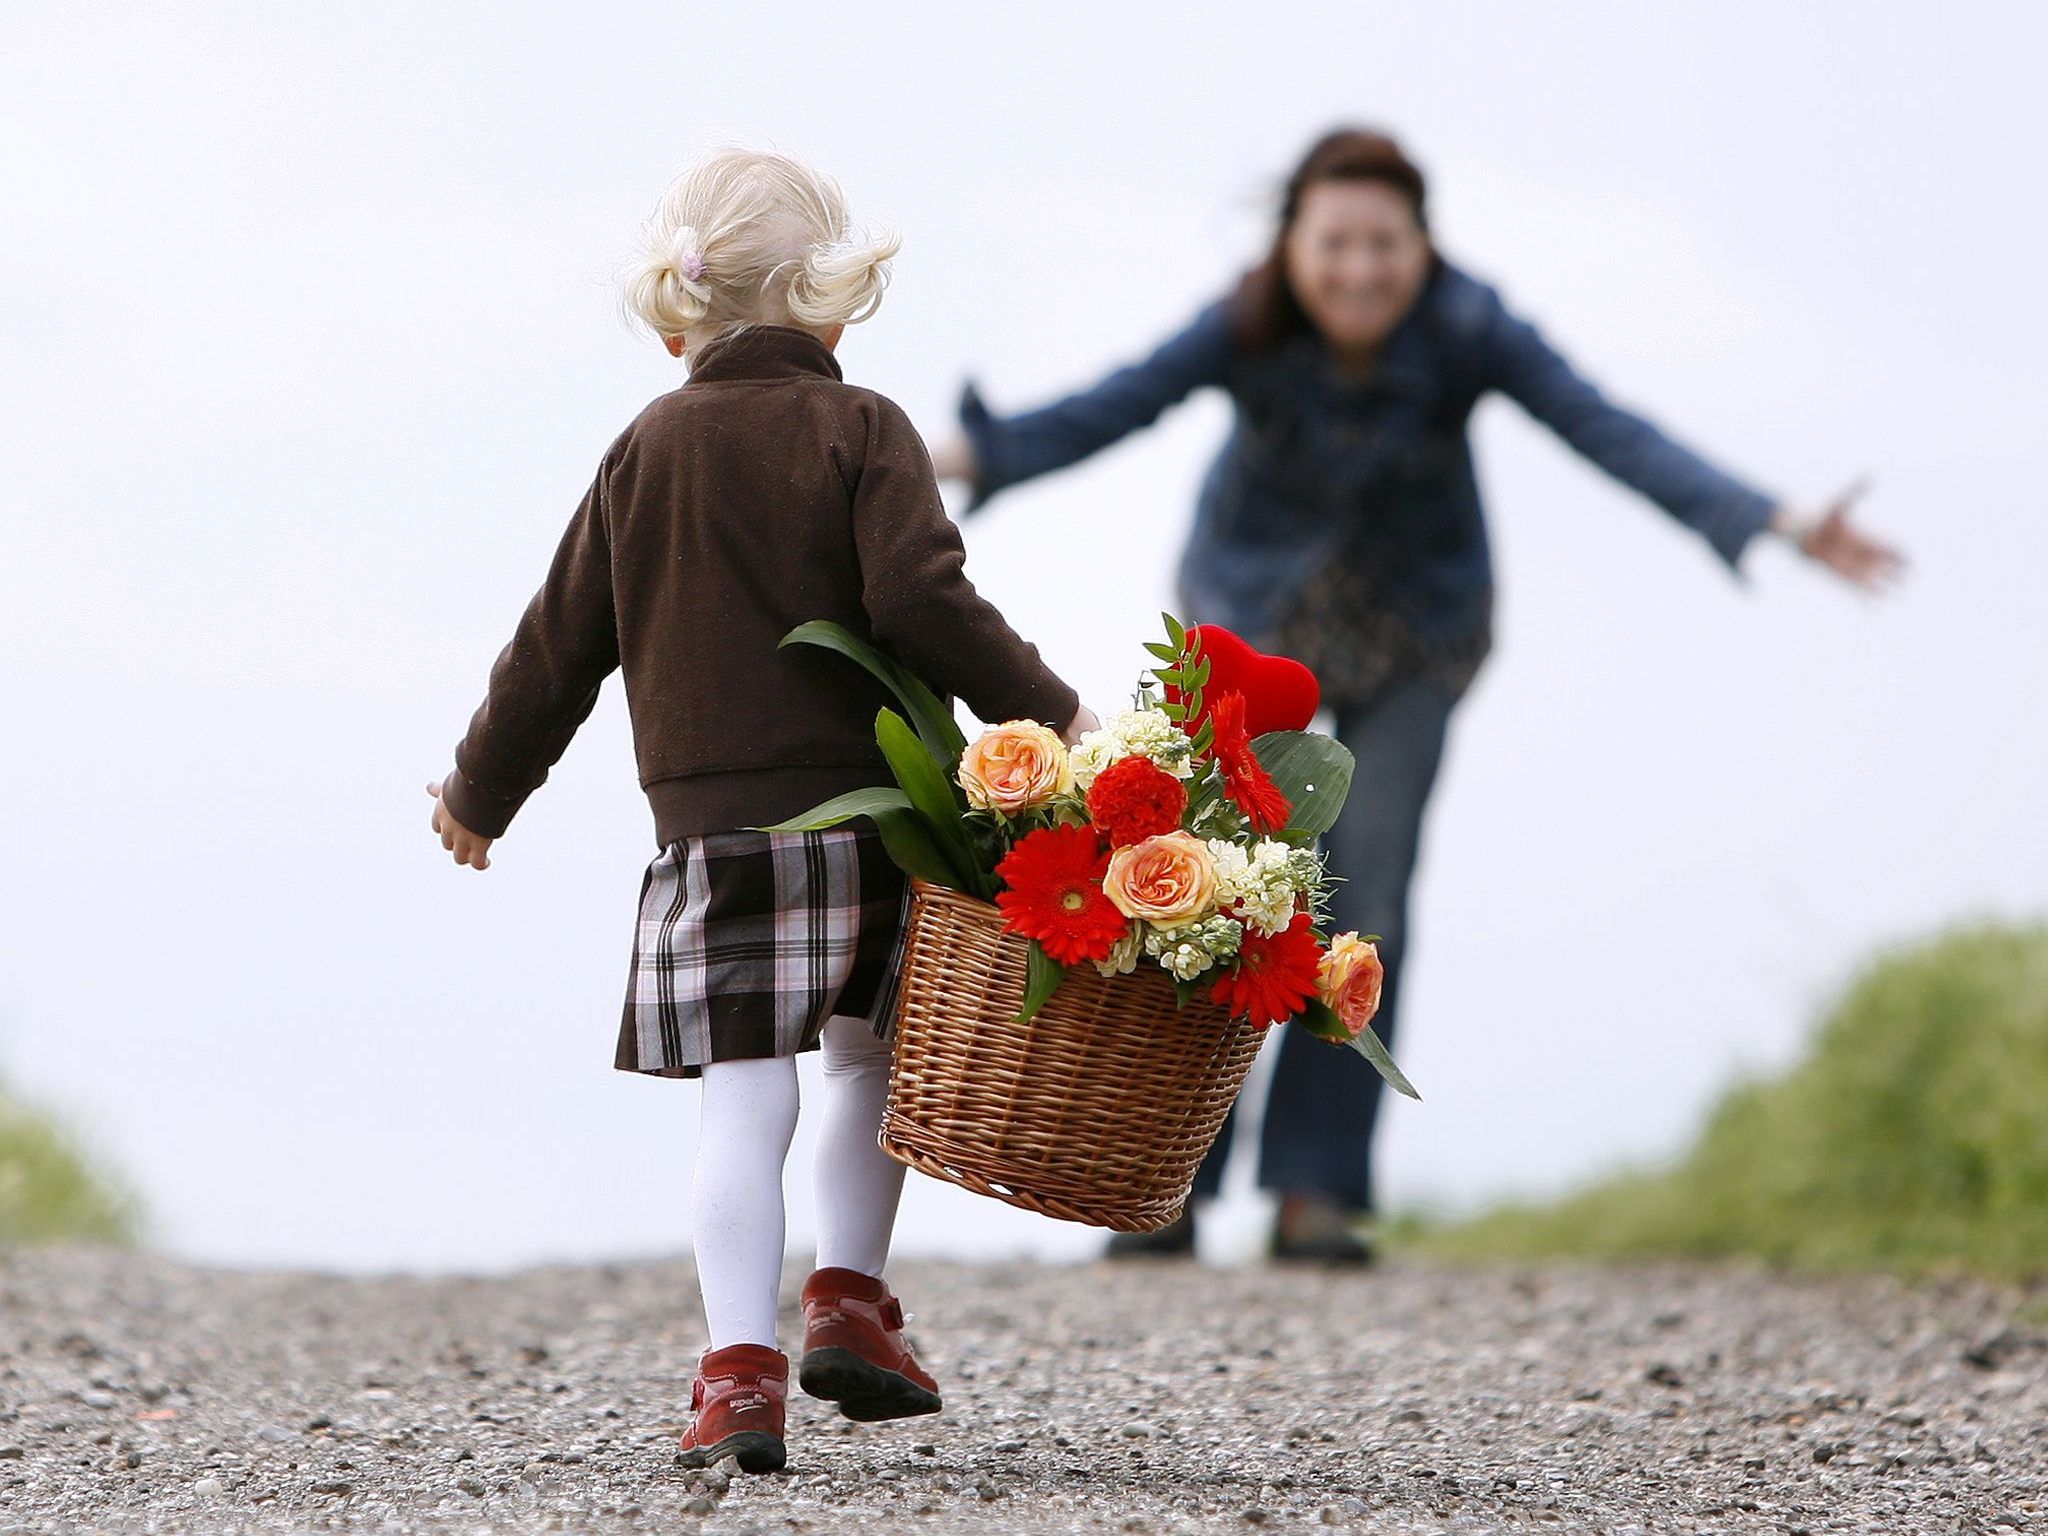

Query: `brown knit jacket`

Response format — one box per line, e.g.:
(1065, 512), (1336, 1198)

(442, 327), (1079, 846)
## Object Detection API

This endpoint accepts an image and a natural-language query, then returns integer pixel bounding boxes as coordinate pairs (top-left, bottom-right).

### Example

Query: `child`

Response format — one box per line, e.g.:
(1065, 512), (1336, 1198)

(426, 149), (1094, 1474)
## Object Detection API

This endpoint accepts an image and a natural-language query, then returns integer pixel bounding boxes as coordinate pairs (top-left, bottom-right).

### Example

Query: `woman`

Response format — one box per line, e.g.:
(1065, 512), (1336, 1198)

(931, 128), (1901, 1263)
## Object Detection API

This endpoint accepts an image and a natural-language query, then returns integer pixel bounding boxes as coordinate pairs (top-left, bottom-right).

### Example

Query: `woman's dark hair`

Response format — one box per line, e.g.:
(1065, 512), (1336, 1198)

(1231, 127), (1431, 353)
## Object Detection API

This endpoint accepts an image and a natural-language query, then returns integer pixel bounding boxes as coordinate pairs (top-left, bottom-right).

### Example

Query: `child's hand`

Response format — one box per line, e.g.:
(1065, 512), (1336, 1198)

(1061, 705), (1101, 747)
(425, 781), (494, 870)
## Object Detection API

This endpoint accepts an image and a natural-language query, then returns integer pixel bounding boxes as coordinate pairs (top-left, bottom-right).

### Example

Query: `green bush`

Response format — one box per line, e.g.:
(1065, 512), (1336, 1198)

(1403, 922), (2048, 1280)
(0, 1084), (137, 1247)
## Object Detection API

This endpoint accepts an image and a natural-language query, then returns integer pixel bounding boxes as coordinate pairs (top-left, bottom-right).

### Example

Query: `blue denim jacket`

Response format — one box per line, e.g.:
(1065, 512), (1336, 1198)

(960, 261), (1776, 648)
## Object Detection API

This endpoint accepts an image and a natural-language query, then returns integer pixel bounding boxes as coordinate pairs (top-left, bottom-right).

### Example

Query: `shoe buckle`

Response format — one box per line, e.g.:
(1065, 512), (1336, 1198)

(880, 1297), (905, 1331)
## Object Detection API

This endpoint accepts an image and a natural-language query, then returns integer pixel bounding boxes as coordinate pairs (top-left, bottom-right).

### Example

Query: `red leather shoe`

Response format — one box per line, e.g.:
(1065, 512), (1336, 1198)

(798, 1267), (942, 1422)
(677, 1343), (787, 1473)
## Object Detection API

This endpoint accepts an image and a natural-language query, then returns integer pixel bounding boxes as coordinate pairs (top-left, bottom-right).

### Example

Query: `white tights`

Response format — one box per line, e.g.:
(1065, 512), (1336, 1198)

(691, 1015), (905, 1350)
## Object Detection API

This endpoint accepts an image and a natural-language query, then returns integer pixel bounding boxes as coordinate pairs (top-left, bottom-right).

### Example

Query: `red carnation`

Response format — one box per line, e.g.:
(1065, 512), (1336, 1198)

(1206, 691), (1292, 834)
(1210, 911), (1324, 1027)
(1085, 755), (1189, 847)
(993, 823), (1131, 966)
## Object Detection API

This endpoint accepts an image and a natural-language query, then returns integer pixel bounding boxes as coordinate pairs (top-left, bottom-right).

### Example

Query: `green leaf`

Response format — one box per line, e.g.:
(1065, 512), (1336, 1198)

(1014, 941), (1068, 1022)
(1191, 720), (1215, 755)
(876, 708), (988, 896)
(1188, 656), (1211, 688)
(1171, 973), (1205, 1010)
(752, 786), (912, 833)
(1158, 701), (1187, 720)
(781, 621), (967, 766)
(1250, 731), (1356, 838)
(1161, 612), (1187, 649)
(1184, 766), (1227, 828)
(1296, 997), (1352, 1044)
(1349, 1022), (1421, 1101)
(1294, 999), (1419, 1098)
(1142, 641), (1182, 662)
(870, 807), (966, 888)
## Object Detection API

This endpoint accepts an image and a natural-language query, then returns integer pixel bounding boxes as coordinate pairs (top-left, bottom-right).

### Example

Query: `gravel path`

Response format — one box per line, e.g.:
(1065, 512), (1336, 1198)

(0, 1248), (2042, 1534)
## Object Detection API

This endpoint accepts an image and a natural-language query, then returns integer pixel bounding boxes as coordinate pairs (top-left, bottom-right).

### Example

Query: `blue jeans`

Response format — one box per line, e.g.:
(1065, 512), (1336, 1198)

(1191, 676), (1458, 1214)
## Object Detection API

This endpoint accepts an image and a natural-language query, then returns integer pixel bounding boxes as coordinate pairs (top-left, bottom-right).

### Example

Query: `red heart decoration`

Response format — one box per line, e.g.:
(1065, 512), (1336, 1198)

(1166, 624), (1321, 737)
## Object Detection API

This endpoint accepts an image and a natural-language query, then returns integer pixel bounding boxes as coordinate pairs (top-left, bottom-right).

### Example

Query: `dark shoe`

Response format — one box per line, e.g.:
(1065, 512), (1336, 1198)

(677, 1342), (788, 1473)
(798, 1267), (943, 1423)
(1104, 1206), (1198, 1260)
(1269, 1193), (1375, 1267)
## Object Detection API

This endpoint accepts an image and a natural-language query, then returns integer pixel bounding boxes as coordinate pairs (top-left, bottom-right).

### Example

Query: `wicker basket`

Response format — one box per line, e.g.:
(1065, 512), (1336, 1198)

(881, 878), (1265, 1231)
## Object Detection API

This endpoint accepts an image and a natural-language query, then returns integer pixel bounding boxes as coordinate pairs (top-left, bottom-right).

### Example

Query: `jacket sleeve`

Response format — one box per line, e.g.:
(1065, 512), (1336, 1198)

(852, 395), (1081, 731)
(1477, 289), (1777, 572)
(440, 465), (621, 838)
(958, 300), (1235, 511)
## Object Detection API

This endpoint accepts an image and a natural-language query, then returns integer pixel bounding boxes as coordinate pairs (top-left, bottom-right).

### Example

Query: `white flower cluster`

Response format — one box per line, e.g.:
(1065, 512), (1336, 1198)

(1069, 707), (1196, 790)
(1206, 837), (1319, 937)
(1091, 923), (1142, 979)
(1142, 913), (1245, 981)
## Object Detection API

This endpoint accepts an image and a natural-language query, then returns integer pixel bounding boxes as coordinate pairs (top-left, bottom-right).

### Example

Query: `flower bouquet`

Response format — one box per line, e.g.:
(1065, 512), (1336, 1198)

(768, 615), (1416, 1229)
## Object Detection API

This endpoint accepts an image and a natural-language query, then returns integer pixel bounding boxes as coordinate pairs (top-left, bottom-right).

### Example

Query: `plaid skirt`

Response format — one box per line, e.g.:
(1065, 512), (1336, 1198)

(617, 825), (909, 1079)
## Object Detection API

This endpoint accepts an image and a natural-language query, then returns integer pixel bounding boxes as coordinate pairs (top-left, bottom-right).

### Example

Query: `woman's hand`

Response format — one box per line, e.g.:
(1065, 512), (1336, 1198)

(1773, 481), (1905, 592)
(928, 433), (978, 486)
(426, 781), (493, 870)
(1061, 704), (1102, 747)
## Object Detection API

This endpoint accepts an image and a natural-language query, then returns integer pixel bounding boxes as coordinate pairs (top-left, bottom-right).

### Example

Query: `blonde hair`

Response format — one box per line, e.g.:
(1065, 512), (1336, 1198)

(623, 148), (900, 349)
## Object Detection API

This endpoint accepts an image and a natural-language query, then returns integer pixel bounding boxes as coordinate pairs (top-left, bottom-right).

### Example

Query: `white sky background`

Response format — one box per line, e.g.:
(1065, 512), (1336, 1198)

(3, 2), (2044, 1273)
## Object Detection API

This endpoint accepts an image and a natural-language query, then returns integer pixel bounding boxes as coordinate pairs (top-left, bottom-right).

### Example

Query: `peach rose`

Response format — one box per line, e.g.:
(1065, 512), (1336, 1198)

(1317, 932), (1385, 1039)
(957, 720), (1073, 815)
(1103, 831), (1219, 924)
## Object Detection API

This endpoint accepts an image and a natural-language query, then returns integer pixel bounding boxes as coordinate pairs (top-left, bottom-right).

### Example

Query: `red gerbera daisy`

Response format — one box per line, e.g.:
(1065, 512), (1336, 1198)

(1085, 755), (1189, 847)
(1206, 691), (1293, 834)
(993, 823), (1131, 966)
(1210, 911), (1324, 1027)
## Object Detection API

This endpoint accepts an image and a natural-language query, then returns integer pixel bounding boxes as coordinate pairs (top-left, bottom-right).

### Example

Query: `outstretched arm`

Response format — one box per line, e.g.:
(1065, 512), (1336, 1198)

(1480, 297), (1779, 570)
(1481, 295), (1903, 588)
(936, 301), (1235, 510)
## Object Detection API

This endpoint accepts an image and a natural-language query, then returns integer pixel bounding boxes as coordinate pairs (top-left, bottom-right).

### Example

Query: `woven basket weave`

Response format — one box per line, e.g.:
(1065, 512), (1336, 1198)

(881, 879), (1265, 1232)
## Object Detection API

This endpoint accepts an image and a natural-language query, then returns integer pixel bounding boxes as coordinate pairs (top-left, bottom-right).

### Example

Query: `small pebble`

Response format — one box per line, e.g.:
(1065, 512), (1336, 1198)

(193, 1476), (223, 1497)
